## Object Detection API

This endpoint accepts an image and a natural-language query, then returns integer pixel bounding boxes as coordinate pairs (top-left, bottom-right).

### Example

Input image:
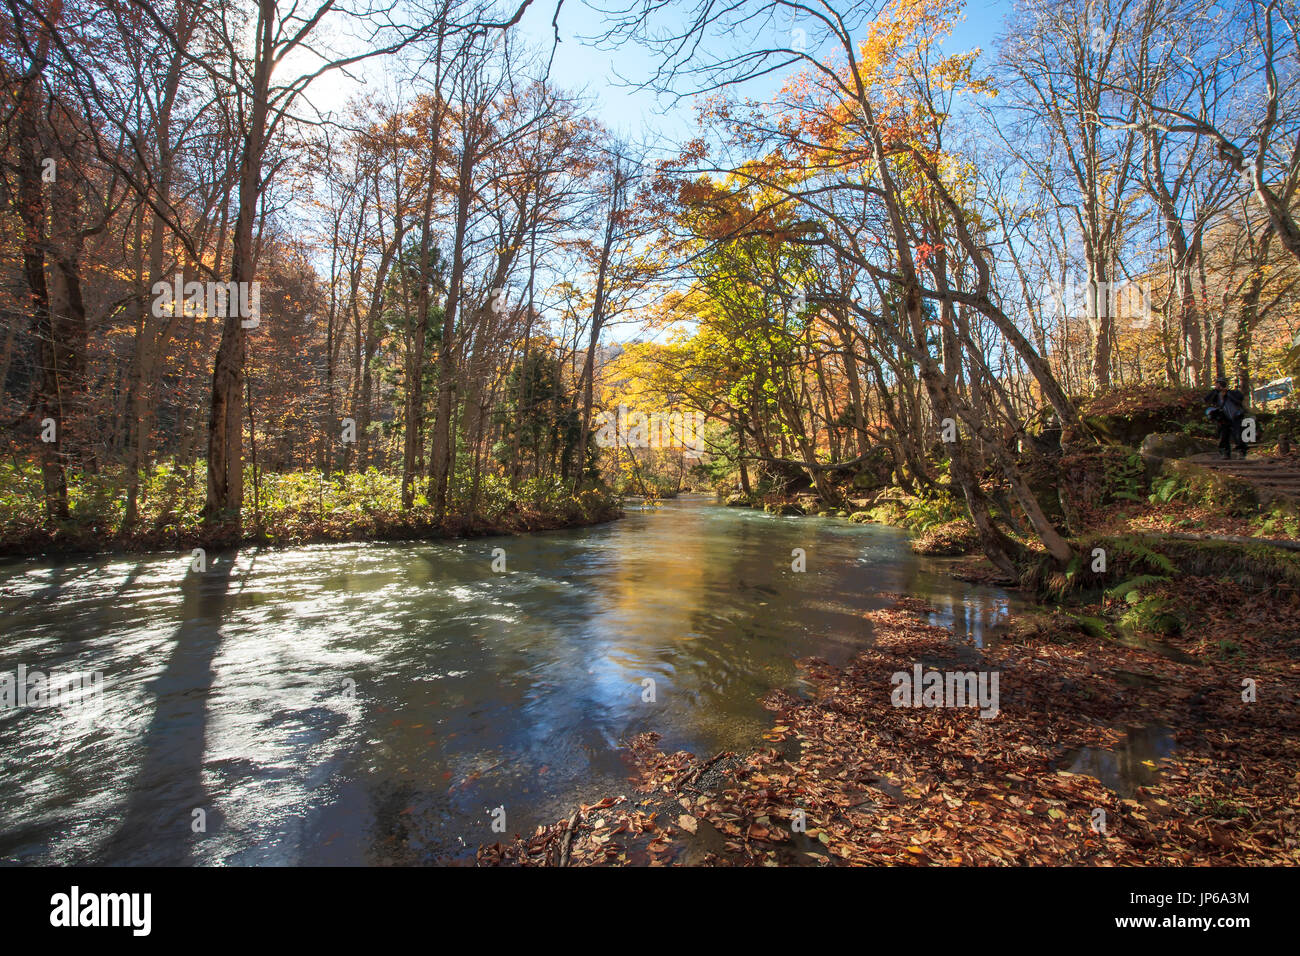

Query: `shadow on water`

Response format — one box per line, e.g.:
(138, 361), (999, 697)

(0, 555), (145, 620)
(1, 500), (1024, 865)
(101, 551), (241, 864)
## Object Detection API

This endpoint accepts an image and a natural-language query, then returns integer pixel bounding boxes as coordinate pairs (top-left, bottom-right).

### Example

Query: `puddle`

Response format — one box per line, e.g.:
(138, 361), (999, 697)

(1058, 724), (1177, 798)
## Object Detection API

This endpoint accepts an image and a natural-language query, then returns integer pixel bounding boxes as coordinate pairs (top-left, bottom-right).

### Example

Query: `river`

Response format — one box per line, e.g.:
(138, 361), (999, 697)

(0, 496), (1016, 864)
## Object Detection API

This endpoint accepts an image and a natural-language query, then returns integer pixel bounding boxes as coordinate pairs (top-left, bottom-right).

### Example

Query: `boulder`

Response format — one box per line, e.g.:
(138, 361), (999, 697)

(910, 519), (981, 556)
(1140, 432), (1219, 463)
(1081, 386), (1210, 446)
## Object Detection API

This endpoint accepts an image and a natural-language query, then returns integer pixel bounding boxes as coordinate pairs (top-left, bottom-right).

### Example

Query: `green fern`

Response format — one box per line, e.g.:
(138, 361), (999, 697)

(1105, 573), (1171, 601)
(1105, 536), (1178, 576)
(1149, 476), (1186, 504)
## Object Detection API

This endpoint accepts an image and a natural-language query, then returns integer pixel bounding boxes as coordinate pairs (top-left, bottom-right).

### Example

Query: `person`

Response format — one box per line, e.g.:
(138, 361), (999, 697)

(1204, 377), (1247, 459)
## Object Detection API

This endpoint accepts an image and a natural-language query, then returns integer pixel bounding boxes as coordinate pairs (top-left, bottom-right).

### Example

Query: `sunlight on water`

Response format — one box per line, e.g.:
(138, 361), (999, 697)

(0, 499), (1017, 864)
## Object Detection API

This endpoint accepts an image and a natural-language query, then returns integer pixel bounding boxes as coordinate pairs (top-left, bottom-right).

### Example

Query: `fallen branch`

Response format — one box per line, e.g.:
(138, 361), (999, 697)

(1145, 531), (1300, 553)
(557, 809), (581, 867)
(671, 750), (734, 790)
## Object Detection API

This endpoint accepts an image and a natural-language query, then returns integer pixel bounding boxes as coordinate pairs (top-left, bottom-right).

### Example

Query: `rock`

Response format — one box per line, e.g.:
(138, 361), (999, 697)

(849, 511), (874, 523)
(1081, 386), (1209, 446)
(723, 493), (751, 507)
(1140, 432), (1219, 462)
(910, 519), (981, 556)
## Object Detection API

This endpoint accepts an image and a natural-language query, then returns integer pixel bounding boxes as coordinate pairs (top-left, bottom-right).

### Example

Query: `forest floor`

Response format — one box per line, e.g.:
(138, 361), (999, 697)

(479, 563), (1300, 866)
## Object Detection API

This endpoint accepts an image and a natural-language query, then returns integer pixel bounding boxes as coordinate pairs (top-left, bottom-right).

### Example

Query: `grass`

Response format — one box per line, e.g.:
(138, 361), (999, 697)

(0, 460), (621, 556)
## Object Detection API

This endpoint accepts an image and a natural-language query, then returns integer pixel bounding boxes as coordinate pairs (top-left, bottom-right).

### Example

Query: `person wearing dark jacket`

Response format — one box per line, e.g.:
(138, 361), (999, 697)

(1204, 377), (1248, 459)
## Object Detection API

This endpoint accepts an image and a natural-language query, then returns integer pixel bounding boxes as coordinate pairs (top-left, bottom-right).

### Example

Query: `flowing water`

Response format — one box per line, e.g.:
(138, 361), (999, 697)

(0, 497), (1018, 865)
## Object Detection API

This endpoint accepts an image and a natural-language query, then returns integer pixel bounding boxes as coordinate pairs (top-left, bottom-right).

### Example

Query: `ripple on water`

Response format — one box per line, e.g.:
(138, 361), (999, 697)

(0, 498), (1023, 864)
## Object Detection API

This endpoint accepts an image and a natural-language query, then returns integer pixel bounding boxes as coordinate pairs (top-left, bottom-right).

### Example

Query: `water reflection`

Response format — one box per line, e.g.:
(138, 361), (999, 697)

(1060, 724), (1177, 799)
(0, 498), (1016, 865)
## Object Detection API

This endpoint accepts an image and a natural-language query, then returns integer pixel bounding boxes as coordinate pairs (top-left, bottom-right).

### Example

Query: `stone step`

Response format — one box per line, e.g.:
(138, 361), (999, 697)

(1214, 470), (1300, 479)
(1210, 472), (1300, 481)
(1175, 453), (1300, 500)
(1209, 460), (1291, 466)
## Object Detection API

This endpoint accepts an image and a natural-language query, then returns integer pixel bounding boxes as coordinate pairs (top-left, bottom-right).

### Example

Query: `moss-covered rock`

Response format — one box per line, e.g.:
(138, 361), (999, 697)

(910, 519), (981, 556)
(868, 501), (906, 526)
(1080, 385), (1212, 446)
(1146, 536), (1300, 590)
(847, 446), (894, 491)
(1140, 431), (1219, 461)
(851, 471), (877, 490)
(1036, 445), (1148, 532)
(1024, 532), (1300, 600)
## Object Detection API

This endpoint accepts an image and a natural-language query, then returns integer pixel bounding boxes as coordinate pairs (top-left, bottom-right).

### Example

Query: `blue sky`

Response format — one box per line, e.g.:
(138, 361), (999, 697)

(504, 0), (1019, 343)
(510, 0), (1016, 140)
(297, 0), (1022, 344)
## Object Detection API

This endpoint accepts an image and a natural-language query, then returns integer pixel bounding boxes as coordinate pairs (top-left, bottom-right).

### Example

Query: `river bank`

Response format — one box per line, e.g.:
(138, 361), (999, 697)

(0, 500), (624, 559)
(478, 522), (1300, 868)
(709, 386), (1300, 563)
(0, 464), (622, 558)
(480, 574), (1300, 866)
